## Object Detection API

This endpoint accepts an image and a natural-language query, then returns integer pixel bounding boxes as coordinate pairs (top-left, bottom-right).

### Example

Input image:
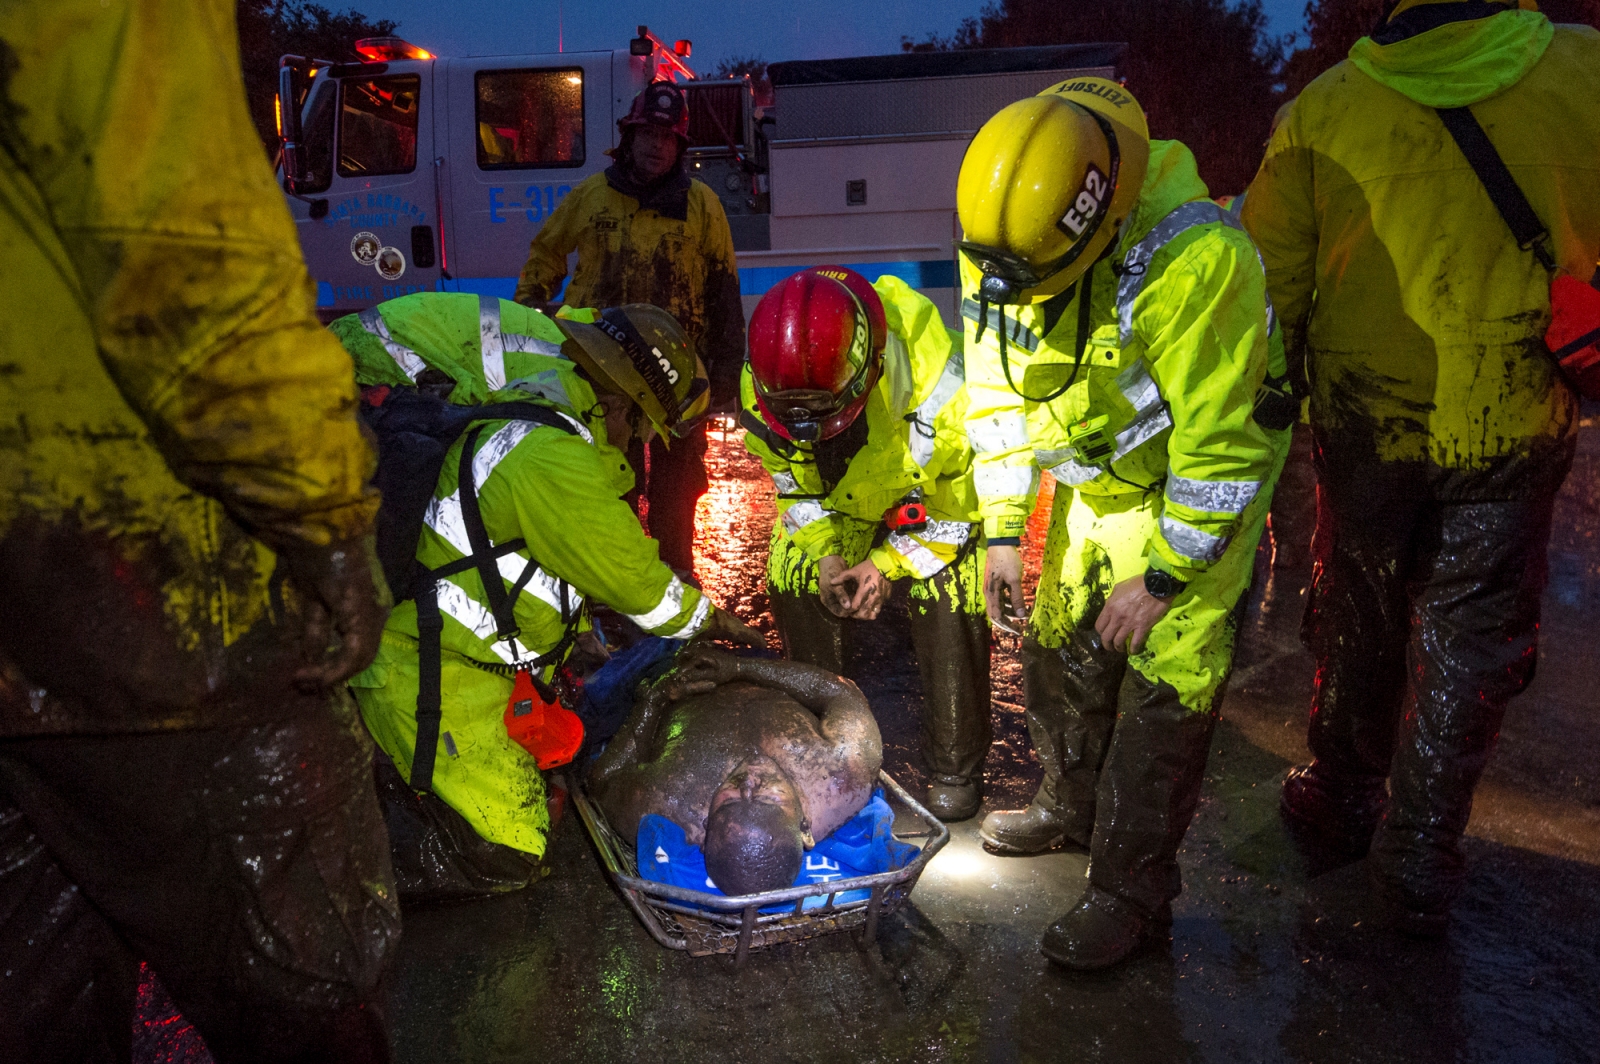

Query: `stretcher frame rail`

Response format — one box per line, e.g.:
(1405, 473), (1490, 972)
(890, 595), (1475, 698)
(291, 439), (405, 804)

(571, 769), (950, 961)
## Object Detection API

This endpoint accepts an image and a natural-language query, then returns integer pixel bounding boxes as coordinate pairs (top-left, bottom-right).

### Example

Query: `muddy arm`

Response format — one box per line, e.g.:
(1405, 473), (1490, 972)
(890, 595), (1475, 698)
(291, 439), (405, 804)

(710, 656), (878, 751)
(586, 680), (673, 795)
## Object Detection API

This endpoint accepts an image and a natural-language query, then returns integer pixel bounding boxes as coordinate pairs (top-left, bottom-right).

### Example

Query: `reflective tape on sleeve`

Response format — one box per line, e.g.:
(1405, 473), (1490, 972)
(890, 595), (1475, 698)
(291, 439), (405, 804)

(771, 470), (800, 495)
(886, 535), (947, 579)
(967, 411), (1029, 455)
(907, 350), (966, 468)
(781, 499), (834, 536)
(479, 295), (506, 391)
(627, 575), (700, 632)
(1159, 514), (1230, 563)
(358, 308), (428, 381)
(433, 579), (532, 663)
(1165, 473), (1262, 515)
(973, 463), (1038, 498)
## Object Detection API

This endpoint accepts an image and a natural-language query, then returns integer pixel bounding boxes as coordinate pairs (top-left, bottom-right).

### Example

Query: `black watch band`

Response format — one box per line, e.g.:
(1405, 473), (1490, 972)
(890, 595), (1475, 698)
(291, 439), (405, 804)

(1144, 567), (1188, 600)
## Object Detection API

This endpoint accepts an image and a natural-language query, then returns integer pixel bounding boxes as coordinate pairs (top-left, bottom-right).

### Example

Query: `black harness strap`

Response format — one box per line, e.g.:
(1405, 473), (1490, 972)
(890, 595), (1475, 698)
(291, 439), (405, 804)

(409, 403), (579, 795)
(1436, 106), (1557, 271)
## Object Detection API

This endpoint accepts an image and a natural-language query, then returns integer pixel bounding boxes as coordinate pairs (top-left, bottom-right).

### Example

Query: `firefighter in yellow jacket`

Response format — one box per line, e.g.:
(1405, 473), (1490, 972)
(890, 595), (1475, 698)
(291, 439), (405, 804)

(514, 81), (746, 572)
(1242, 0), (1600, 934)
(741, 267), (989, 821)
(336, 293), (759, 889)
(0, 1), (397, 1058)
(960, 78), (1291, 969)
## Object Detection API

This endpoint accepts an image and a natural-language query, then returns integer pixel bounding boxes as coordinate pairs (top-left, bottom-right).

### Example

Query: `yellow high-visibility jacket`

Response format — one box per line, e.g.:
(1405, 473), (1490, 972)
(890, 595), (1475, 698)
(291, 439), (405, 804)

(741, 277), (979, 588)
(513, 169), (746, 403)
(964, 140), (1285, 583)
(1242, 7), (1600, 468)
(0, 0), (377, 735)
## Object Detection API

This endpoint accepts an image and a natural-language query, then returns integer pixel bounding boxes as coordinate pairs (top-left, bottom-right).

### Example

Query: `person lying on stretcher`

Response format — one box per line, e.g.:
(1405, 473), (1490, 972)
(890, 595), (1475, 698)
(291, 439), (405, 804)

(588, 648), (883, 895)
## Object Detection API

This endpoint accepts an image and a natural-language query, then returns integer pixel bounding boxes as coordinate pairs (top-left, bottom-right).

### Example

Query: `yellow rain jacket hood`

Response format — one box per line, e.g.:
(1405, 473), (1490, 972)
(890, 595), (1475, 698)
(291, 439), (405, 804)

(0, 0), (378, 735)
(1242, 5), (1600, 469)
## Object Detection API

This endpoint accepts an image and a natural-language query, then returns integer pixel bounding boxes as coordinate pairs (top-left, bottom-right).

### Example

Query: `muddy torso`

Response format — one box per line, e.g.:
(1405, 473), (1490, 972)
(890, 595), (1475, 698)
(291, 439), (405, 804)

(604, 680), (878, 847)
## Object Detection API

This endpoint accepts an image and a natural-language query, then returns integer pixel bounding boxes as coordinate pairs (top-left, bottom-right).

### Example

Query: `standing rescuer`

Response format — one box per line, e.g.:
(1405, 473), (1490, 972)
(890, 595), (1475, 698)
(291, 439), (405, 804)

(959, 78), (1291, 969)
(0, 1), (399, 1058)
(742, 267), (990, 821)
(1242, 0), (1600, 934)
(514, 80), (746, 573)
(337, 292), (760, 895)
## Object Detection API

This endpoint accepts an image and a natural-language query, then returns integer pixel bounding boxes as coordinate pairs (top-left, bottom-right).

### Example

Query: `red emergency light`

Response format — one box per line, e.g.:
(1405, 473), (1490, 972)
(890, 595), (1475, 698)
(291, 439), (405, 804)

(353, 36), (434, 62)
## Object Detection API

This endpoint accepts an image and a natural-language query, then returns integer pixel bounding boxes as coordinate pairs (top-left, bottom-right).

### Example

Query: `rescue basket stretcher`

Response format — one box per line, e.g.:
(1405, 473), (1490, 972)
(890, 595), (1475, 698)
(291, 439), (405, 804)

(570, 769), (949, 964)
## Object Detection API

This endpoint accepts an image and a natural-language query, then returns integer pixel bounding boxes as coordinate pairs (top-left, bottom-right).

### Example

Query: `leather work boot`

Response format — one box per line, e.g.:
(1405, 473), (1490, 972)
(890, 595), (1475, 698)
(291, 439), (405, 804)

(1040, 886), (1168, 970)
(925, 774), (980, 822)
(978, 802), (1086, 855)
(1280, 761), (1388, 858)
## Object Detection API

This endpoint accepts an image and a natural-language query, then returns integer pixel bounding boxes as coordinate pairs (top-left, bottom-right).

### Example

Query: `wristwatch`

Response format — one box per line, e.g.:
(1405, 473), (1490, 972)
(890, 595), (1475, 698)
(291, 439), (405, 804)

(1144, 567), (1188, 600)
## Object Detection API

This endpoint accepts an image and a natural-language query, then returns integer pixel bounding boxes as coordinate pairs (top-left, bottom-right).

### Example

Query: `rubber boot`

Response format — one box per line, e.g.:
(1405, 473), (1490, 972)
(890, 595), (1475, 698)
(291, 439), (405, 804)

(907, 547), (991, 822)
(1371, 485), (1561, 936)
(1279, 760), (1388, 859)
(982, 630), (1121, 853)
(1043, 670), (1216, 970)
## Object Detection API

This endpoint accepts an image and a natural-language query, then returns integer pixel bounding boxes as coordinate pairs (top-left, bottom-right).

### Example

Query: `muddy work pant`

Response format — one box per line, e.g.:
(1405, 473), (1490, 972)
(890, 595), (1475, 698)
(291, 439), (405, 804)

(627, 420), (710, 572)
(0, 701), (400, 1064)
(1024, 477), (1276, 915)
(1304, 439), (1574, 912)
(768, 542), (992, 781)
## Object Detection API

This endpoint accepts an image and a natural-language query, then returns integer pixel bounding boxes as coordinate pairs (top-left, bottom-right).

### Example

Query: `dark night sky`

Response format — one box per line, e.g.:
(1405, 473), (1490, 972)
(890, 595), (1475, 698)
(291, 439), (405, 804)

(363, 0), (1308, 69)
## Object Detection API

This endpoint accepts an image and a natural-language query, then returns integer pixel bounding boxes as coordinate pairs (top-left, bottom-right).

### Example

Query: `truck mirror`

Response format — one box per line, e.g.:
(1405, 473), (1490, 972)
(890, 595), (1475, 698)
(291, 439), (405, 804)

(278, 56), (309, 194)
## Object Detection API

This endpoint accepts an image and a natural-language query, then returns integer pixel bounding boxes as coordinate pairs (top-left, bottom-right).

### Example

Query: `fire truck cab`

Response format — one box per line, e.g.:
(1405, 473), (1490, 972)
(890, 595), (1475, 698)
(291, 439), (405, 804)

(278, 32), (1122, 322)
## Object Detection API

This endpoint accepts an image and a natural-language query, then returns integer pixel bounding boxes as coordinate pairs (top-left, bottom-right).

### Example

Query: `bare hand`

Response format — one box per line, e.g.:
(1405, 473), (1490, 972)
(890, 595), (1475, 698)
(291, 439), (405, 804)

(666, 646), (741, 698)
(984, 545), (1028, 635)
(706, 607), (765, 648)
(1093, 575), (1174, 654)
(816, 554), (852, 618)
(833, 557), (890, 620)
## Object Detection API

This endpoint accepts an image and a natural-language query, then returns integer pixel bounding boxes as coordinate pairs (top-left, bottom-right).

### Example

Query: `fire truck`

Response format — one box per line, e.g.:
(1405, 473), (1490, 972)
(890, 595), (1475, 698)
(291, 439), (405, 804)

(276, 29), (1123, 322)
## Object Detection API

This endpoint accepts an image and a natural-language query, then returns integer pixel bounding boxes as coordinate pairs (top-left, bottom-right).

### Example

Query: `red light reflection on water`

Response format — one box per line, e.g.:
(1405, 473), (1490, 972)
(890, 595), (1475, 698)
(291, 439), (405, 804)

(135, 962), (213, 1064)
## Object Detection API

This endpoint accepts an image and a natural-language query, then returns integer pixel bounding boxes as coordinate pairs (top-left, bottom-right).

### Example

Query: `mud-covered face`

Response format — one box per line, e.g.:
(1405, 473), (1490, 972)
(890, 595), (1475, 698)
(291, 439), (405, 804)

(709, 756), (804, 827)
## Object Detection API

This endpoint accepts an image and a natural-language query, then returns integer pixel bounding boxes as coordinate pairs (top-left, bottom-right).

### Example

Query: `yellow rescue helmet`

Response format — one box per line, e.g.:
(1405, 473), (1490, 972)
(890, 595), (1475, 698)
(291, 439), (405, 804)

(957, 77), (1150, 304)
(555, 304), (710, 439)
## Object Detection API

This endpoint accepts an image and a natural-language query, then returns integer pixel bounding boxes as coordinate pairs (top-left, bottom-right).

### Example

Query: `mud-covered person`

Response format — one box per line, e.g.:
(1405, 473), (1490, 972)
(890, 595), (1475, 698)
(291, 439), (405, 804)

(588, 648), (882, 894)
(514, 81), (745, 573)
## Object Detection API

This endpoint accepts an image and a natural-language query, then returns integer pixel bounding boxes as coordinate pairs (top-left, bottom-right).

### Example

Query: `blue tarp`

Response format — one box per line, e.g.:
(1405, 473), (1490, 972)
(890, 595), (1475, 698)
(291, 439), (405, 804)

(635, 789), (917, 911)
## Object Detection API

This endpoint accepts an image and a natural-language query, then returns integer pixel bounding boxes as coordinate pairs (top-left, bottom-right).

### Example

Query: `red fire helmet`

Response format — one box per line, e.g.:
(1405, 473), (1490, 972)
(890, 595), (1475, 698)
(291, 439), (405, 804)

(748, 270), (883, 442)
(800, 265), (887, 356)
(619, 80), (691, 141)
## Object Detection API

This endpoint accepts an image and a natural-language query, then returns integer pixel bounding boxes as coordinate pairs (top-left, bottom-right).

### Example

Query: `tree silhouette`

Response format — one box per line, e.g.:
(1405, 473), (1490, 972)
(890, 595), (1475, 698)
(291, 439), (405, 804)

(906, 0), (1284, 195)
(712, 54), (773, 107)
(237, 0), (399, 153)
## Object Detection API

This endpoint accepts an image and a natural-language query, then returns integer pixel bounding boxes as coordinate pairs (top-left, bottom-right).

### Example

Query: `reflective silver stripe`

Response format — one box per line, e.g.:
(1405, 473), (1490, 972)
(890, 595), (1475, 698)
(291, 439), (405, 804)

(1041, 400), (1172, 487)
(1044, 457), (1101, 486)
(628, 575), (695, 631)
(781, 499), (833, 536)
(1116, 199), (1279, 345)
(882, 332), (914, 418)
(1117, 201), (1241, 347)
(973, 464), (1037, 497)
(921, 519), (974, 545)
(358, 308), (427, 380)
(968, 411), (1028, 454)
(908, 350), (965, 468)
(479, 295), (506, 391)
(771, 470), (800, 495)
(422, 419), (586, 617)
(1159, 514), (1229, 563)
(676, 591), (714, 637)
(1165, 473), (1262, 515)
(1115, 358), (1163, 415)
(433, 580), (532, 664)
(501, 331), (564, 356)
(962, 298), (1042, 352)
(886, 534), (946, 579)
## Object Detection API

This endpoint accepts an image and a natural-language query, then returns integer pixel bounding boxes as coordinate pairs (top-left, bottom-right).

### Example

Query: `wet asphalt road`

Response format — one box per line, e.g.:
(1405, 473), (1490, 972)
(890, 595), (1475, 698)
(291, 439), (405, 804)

(375, 412), (1600, 1064)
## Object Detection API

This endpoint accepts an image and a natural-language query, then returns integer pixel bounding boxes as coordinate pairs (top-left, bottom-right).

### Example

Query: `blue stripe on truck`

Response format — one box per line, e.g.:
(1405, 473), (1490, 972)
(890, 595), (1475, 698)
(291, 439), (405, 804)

(315, 260), (955, 308)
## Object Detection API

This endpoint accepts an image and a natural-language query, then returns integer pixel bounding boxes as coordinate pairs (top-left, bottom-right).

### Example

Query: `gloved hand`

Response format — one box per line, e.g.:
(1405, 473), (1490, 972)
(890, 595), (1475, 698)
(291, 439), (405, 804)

(706, 607), (766, 648)
(281, 536), (392, 693)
